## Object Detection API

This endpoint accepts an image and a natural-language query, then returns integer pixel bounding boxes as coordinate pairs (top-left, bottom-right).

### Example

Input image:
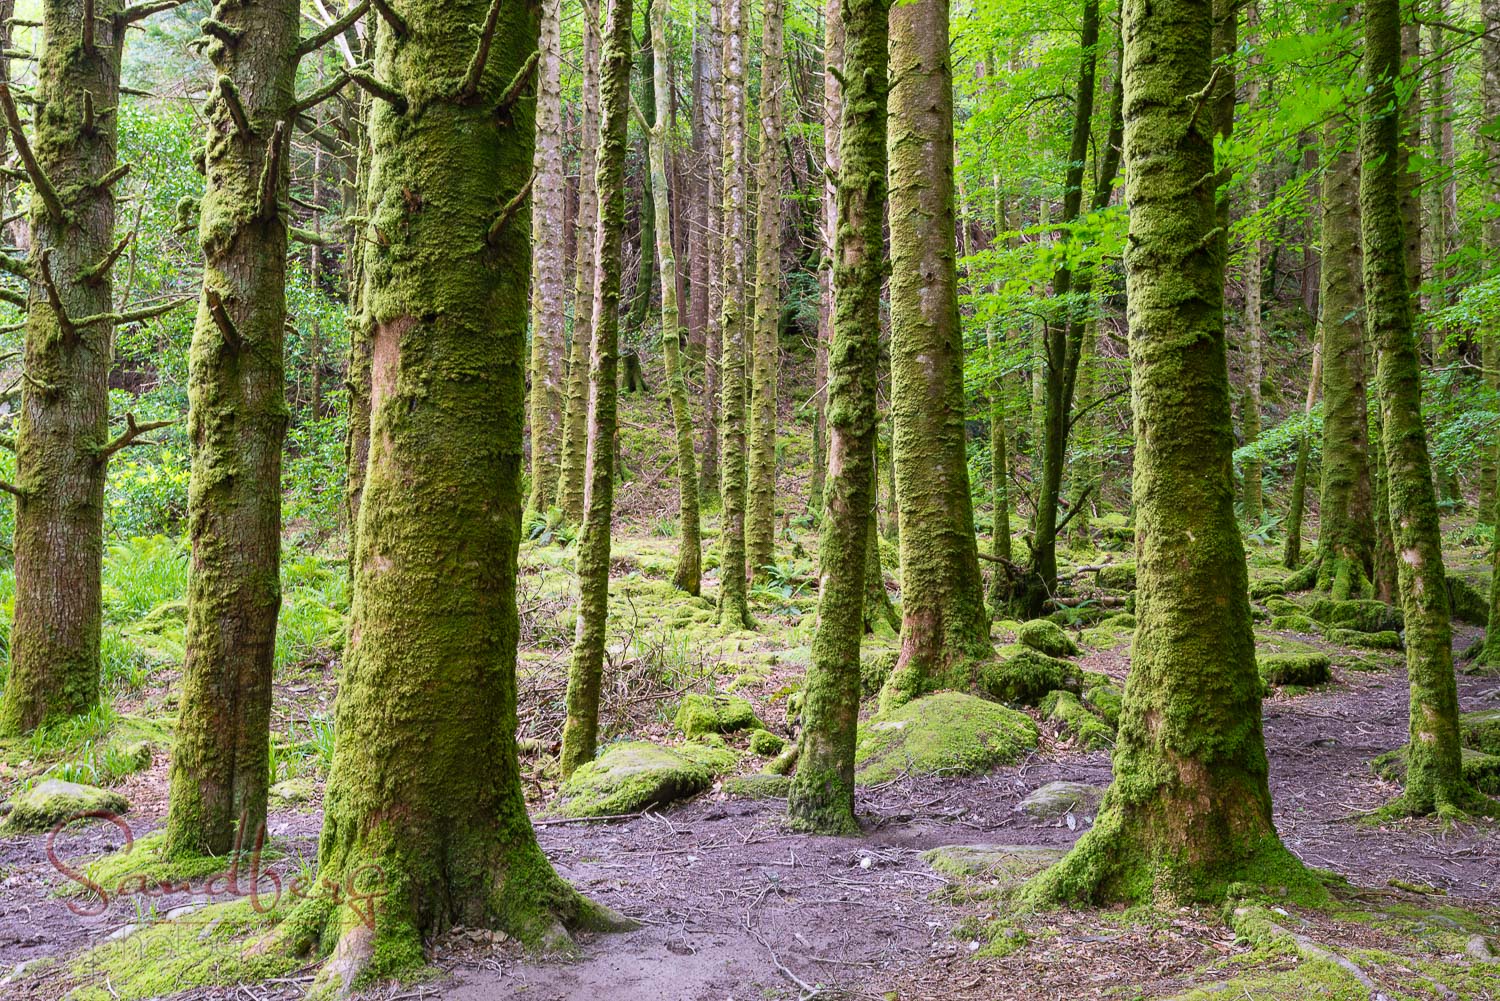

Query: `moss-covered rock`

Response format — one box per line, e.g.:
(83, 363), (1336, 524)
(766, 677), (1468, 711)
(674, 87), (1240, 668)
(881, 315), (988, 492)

(1038, 690), (1114, 749)
(748, 729), (786, 757)
(268, 777), (315, 807)
(1324, 627), (1402, 650)
(1017, 780), (1105, 819)
(3, 779), (128, 832)
(979, 646), (1081, 705)
(860, 647), (899, 699)
(1305, 597), (1402, 634)
(1446, 574), (1488, 626)
(1263, 596), (1302, 618)
(923, 843), (1066, 884)
(1460, 709), (1500, 756)
(1249, 577), (1289, 600)
(1015, 619), (1079, 658)
(1095, 562), (1137, 591)
(1102, 612), (1136, 630)
(854, 692), (1038, 785)
(1257, 652), (1332, 688)
(1082, 680), (1124, 727)
(721, 773), (792, 799)
(1373, 744), (1500, 795)
(555, 741), (729, 817)
(1270, 613), (1320, 633)
(673, 693), (765, 738)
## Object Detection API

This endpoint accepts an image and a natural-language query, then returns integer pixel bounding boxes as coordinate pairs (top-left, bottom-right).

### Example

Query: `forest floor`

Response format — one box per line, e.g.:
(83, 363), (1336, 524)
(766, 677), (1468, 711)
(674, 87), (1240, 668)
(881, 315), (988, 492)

(2, 509), (1500, 1000)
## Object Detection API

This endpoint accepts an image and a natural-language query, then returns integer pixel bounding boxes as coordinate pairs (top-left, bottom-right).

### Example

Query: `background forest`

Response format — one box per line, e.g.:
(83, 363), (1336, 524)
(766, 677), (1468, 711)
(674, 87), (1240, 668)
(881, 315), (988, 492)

(0, 0), (1496, 998)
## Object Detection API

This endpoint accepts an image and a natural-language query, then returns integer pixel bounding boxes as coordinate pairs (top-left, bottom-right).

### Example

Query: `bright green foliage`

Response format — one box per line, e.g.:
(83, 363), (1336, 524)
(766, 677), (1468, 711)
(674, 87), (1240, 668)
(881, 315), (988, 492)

(853, 691), (1038, 785)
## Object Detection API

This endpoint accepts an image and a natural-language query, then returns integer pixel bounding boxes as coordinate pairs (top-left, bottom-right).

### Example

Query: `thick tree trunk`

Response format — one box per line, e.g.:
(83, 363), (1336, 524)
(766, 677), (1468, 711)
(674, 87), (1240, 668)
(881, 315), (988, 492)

(1362, 0), (1471, 816)
(715, 0), (752, 628)
(298, 2), (627, 986)
(880, 0), (989, 708)
(648, 0), (700, 596)
(1024, 0), (1304, 905)
(787, 0), (887, 833)
(2, 0), (128, 734)
(559, 0), (636, 777)
(527, 0), (568, 516)
(557, 0), (603, 525)
(1316, 132), (1375, 599)
(746, 0), (785, 577)
(164, 0), (298, 859)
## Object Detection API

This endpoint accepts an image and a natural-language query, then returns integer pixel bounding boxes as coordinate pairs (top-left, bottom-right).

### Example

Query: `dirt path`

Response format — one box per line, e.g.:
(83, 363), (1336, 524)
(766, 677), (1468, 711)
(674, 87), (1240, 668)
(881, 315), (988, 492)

(3, 645), (1498, 1000)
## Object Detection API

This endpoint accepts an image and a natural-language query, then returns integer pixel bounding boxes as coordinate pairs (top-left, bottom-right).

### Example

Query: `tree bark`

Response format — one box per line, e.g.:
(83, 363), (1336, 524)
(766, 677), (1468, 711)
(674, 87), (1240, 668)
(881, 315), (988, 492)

(1362, 0), (1472, 816)
(1282, 340), (1322, 569)
(787, 0), (888, 833)
(296, 1), (627, 985)
(527, 0), (568, 516)
(746, 0), (786, 577)
(164, 0), (298, 859)
(2, 0), (129, 734)
(559, 0), (637, 777)
(697, 0), (723, 501)
(1024, 0), (1305, 905)
(1480, 0), (1500, 660)
(808, 0), (840, 518)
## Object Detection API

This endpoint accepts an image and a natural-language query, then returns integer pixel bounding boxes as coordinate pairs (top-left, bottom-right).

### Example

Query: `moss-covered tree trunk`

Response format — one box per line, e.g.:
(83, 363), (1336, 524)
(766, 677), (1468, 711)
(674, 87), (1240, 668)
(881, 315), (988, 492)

(986, 183), (1012, 612)
(1024, 0), (1304, 905)
(298, 3), (627, 986)
(558, 0), (636, 777)
(863, 443), (899, 633)
(343, 30), (376, 542)
(786, 0), (887, 833)
(715, 0), (752, 628)
(880, 0), (989, 707)
(745, 0), (785, 577)
(1067, 320), (1098, 547)
(557, 0), (602, 525)
(2, 0), (128, 733)
(1362, 0), (1472, 816)
(1479, 0), (1500, 662)
(697, 0), (723, 502)
(527, 0), (567, 516)
(648, 0), (699, 595)
(809, 4), (840, 519)
(1282, 340), (1321, 569)
(625, 18), (656, 336)
(164, 0), (298, 858)
(1315, 130), (1376, 599)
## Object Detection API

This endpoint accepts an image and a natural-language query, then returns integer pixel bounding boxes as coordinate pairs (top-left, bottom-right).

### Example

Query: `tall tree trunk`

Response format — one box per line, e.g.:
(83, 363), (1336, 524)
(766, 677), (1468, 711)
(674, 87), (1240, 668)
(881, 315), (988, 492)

(527, 0), (568, 516)
(880, 0), (989, 708)
(787, 0), (888, 833)
(1362, 0), (1472, 816)
(557, 0), (603, 524)
(559, 0), (637, 776)
(697, 0), (723, 501)
(2, 0), (129, 734)
(164, 0), (298, 859)
(625, 16), (656, 336)
(808, 0), (840, 518)
(716, 0), (753, 628)
(1239, 2), (1263, 525)
(986, 181), (1012, 612)
(1024, 0), (1305, 905)
(1316, 131), (1376, 599)
(863, 443), (899, 633)
(296, 1), (627, 985)
(746, 0), (786, 577)
(1282, 340), (1322, 569)
(1067, 320), (1098, 547)
(649, 0), (700, 595)
(1480, 0), (1500, 661)
(343, 28), (376, 543)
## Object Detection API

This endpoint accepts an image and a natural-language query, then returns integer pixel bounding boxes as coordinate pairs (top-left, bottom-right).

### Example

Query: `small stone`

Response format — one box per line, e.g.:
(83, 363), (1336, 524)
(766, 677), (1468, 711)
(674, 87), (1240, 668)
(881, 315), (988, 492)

(1017, 781), (1105, 820)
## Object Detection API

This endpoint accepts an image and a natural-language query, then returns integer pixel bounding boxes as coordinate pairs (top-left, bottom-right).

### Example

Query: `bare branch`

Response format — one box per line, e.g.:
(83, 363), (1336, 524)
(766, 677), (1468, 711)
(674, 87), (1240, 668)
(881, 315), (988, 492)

(291, 72), (351, 116)
(486, 170), (535, 246)
(205, 288), (240, 348)
(37, 250), (75, 337)
(96, 413), (176, 464)
(83, 0), (95, 53)
(120, 0), (193, 24)
(89, 162), (130, 191)
(0, 478), (25, 498)
(0, 83), (64, 223)
(346, 66), (407, 112)
(457, 0), (506, 102)
(74, 295), (194, 329)
(82, 232), (133, 286)
(296, 0), (370, 59)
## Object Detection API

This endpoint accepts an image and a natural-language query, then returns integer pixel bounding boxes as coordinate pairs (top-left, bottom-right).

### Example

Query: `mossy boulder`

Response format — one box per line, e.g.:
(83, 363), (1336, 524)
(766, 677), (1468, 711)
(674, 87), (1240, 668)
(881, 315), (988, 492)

(1372, 745), (1500, 796)
(1324, 627), (1402, 650)
(555, 741), (731, 817)
(1460, 709), (1500, 756)
(1082, 680), (1124, 727)
(1257, 652), (1332, 688)
(1249, 577), (1289, 600)
(1095, 562), (1136, 591)
(1038, 690), (1114, 750)
(673, 693), (765, 738)
(979, 646), (1081, 705)
(1015, 619), (1079, 658)
(860, 647), (899, 699)
(1102, 612), (1136, 630)
(748, 729), (786, 757)
(721, 773), (792, 799)
(1446, 574), (1488, 626)
(854, 692), (1039, 785)
(1017, 780), (1105, 819)
(1269, 613), (1320, 633)
(1305, 598), (1402, 634)
(923, 843), (1066, 885)
(1263, 596), (1302, 618)
(3, 779), (128, 832)
(268, 777), (315, 807)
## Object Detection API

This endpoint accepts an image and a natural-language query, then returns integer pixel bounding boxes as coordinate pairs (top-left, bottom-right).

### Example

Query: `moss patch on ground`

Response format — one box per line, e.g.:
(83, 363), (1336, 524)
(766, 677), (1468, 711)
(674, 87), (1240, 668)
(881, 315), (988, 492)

(854, 692), (1038, 785)
(554, 740), (738, 817)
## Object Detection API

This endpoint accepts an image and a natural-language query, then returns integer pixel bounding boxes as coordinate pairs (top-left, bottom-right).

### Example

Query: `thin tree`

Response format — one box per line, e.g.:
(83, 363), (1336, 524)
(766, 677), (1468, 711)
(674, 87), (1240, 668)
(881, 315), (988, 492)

(647, 0), (701, 595)
(1023, 0), (1309, 904)
(165, 0), (305, 859)
(807, 0), (842, 518)
(787, 0), (889, 835)
(697, 0), (723, 501)
(1480, 0), (1500, 663)
(558, 0), (637, 776)
(286, 1), (629, 983)
(1281, 340), (1321, 570)
(528, 0), (568, 516)
(746, 0), (786, 577)
(716, 0), (753, 628)
(0, 1), (184, 733)
(879, 0), (990, 707)
(1239, 3), (1264, 524)
(1362, 0), (1475, 816)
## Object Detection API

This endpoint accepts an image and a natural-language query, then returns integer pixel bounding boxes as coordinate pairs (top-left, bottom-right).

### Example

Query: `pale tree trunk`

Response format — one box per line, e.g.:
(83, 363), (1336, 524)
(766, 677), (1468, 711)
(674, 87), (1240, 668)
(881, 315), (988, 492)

(1480, 0), (1500, 662)
(879, 0), (990, 710)
(699, 0), (723, 500)
(746, 0), (785, 576)
(1239, 4), (1264, 524)
(1282, 339), (1322, 569)
(528, 0), (568, 516)
(808, 0), (840, 518)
